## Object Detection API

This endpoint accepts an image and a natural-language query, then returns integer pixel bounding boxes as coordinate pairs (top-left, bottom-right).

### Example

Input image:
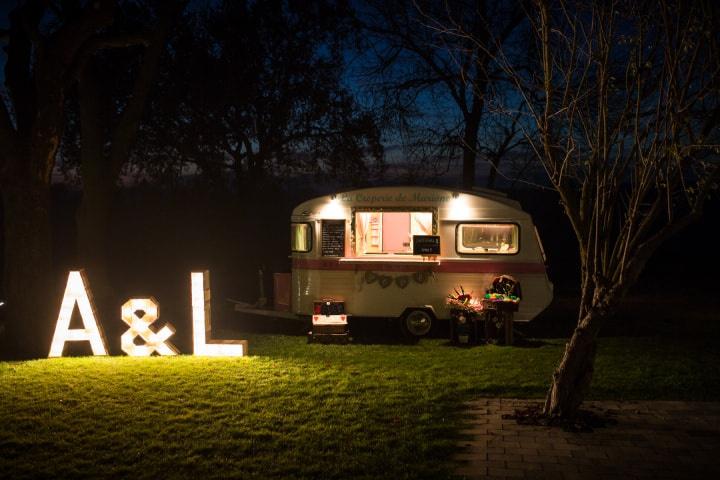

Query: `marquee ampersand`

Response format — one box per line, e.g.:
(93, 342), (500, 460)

(120, 298), (178, 356)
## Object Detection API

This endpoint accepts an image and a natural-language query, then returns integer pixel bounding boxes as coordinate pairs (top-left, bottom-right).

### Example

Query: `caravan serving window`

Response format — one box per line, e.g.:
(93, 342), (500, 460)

(354, 211), (433, 255)
(291, 223), (312, 252)
(456, 223), (519, 254)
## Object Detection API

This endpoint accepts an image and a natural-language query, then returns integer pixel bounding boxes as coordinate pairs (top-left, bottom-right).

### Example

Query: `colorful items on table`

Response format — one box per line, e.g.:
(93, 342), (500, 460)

(483, 292), (520, 303)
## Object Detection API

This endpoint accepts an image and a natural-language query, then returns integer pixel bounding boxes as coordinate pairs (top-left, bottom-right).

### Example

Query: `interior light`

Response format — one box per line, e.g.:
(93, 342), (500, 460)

(448, 194), (472, 220)
(319, 196), (345, 219)
(48, 271), (108, 357)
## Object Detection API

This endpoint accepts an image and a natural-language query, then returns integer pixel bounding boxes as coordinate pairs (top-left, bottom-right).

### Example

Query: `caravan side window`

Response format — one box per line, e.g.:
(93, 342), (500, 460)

(291, 223), (312, 252)
(456, 223), (519, 254)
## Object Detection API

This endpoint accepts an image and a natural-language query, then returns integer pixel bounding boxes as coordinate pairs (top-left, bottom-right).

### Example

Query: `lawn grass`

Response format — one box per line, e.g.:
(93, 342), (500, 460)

(1, 335), (719, 479)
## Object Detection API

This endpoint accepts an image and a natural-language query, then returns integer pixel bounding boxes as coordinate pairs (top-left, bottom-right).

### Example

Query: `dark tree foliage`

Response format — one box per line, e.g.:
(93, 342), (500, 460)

(45, 0), (383, 323)
(132, 0), (384, 190)
(356, 0), (529, 188)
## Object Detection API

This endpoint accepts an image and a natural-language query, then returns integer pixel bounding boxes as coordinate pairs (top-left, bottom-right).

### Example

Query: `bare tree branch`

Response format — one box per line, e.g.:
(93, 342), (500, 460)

(360, 0), (528, 187)
(441, 0), (720, 418)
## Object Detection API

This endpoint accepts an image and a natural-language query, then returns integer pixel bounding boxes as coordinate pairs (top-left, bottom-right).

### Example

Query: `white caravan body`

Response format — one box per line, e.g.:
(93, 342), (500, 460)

(290, 186), (553, 323)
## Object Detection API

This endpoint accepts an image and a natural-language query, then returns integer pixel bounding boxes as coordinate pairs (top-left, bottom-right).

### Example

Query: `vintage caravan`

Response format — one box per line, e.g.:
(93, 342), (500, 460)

(289, 186), (553, 339)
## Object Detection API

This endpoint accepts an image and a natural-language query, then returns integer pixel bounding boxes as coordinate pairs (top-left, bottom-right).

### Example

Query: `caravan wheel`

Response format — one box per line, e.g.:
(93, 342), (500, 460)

(400, 309), (433, 339)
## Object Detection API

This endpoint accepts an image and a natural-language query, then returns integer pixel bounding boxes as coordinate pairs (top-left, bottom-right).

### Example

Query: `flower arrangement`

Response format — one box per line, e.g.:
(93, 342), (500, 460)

(446, 286), (484, 314)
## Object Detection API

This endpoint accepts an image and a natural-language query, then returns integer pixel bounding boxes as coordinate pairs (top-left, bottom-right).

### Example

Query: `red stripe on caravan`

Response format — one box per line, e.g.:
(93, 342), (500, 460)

(291, 258), (546, 274)
(435, 261), (546, 274)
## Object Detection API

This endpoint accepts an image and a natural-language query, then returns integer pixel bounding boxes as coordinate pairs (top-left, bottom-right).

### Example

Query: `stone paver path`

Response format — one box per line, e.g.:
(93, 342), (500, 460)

(454, 399), (720, 479)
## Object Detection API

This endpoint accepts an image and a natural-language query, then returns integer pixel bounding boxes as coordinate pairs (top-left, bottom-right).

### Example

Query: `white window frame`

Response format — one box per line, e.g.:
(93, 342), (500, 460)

(455, 222), (520, 255)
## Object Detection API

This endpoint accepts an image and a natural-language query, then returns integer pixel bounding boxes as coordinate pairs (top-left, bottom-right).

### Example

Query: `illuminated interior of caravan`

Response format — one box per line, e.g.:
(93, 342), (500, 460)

(355, 211), (433, 255)
(290, 223), (311, 252)
(457, 223), (519, 254)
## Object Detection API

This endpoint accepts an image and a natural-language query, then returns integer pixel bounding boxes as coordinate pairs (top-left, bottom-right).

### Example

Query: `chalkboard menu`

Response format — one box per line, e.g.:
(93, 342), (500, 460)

(321, 220), (346, 257)
(413, 235), (440, 255)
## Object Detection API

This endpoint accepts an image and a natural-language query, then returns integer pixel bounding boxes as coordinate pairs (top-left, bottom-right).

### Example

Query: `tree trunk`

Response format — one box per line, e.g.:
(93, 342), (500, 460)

(1, 181), (54, 359)
(76, 63), (114, 301)
(76, 184), (114, 300)
(542, 321), (598, 418)
(75, 9), (178, 301)
(543, 289), (612, 419)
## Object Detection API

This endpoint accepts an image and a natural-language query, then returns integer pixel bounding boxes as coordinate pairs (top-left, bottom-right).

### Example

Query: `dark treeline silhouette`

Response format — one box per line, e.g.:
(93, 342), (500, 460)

(0, 0), (383, 358)
(355, 0), (533, 189)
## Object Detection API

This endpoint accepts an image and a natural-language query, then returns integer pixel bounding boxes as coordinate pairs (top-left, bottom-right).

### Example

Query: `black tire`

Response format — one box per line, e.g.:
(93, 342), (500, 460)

(399, 309), (433, 341)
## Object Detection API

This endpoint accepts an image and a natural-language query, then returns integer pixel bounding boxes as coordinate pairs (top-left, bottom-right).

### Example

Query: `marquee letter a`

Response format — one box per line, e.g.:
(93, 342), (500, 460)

(48, 271), (108, 357)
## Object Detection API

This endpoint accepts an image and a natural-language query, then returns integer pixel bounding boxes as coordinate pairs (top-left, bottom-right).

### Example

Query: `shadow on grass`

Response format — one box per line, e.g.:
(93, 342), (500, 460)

(511, 337), (550, 348)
